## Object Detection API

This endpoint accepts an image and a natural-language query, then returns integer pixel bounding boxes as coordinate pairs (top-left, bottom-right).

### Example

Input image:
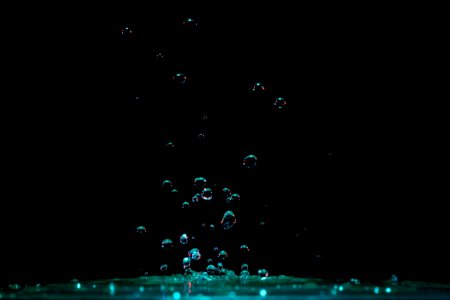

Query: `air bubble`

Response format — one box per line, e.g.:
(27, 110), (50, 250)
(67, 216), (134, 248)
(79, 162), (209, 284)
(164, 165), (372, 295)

(221, 211), (237, 229)
(161, 239), (173, 250)
(201, 188), (213, 200)
(243, 154), (257, 169)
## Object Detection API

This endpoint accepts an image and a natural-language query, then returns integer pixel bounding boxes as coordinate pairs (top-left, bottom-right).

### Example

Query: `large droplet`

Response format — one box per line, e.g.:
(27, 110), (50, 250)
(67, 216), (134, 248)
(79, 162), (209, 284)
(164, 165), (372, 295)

(221, 211), (237, 230)
(136, 226), (146, 235)
(193, 177), (207, 190)
(243, 154), (257, 169)
(258, 269), (269, 278)
(273, 97), (287, 110)
(160, 264), (168, 272)
(161, 239), (173, 250)
(201, 188), (213, 200)
(180, 233), (189, 245)
(188, 248), (201, 260)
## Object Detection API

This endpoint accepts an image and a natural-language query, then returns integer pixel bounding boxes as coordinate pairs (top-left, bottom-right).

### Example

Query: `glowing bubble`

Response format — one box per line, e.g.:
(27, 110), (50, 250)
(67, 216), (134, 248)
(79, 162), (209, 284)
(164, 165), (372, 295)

(218, 250), (228, 260)
(173, 73), (187, 85)
(374, 287), (380, 294)
(273, 97), (287, 110)
(201, 188), (213, 200)
(171, 189), (178, 193)
(240, 245), (250, 252)
(76, 283), (81, 289)
(240, 270), (250, 277)
(180, 233), (189, 244)
(222, 187), (232, 197)
(385, 287), (392, 293)
(161, 239), (173, 250)
(259, 289), (267, 297)
(221, 211), (237, 229)
(258, 269), (269, 278)
(206, 265), (216, 274)
(136, 226), (146, 234)
(160, 264), (168, 272)
(188, 248), (201, 260)
(243, 154), (257, 168)
(194, 177), (207, 190)
(217, 262), (223, 270)
(183, 257), (191, 269)
(192, 193), (201, 203)
(207, 258), (213, 264)
(173, 291), (181, 300)
(182, 201), (190, 209)
(251, 82), (266, 93)
(162, 180), (173, 189)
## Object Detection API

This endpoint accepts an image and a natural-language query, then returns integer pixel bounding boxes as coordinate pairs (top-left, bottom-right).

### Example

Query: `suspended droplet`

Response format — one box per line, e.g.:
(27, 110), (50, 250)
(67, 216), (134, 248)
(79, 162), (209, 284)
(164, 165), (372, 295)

(243, 154), (257, 169)
(209, 224), (215, 231)
(173, 73), (187, 85)
(241, 264), (249, 270)
(221, 211), (237, 229)
(171, 189), (178, 193)
(201, 188), (213, 200)
(251, 82), (266, 93)
(218, 250), (228, 260)
(183, 257), (191, 269)
(193, 177), (207, 190)
(213, 246), (219, 252)
(192, 193), (201, 203)
(160, 264), (168, 272)
(165, 141), (175, 151)
(226, 193), (240, 204)
(120, 25), (134, 37)
(161, 239), (173, 250)
(162, 180), (173, 190)
(188, 248), (201, 260)
(180, 233), (189, 245)
(207, 258), (213, 264)
(273, 97), (287, 110)
(240, 245), (250, 252)
(258, 269), (269, 278)
(182, 201), (190, 209)
(136, 226), (146, 235)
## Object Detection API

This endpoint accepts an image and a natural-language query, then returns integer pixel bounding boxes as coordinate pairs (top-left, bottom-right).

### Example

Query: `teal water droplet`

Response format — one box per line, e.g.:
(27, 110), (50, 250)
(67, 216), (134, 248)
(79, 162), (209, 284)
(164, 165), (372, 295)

(161, 239), (173, 250)
(173, 73), (187, 85)
(226, 193), (240, 204)
(240, 244), (250, 252)
(221, 211), (237, 229)
(258, 269), (269, 278)
(218, 250), (228, 260)
(183, 257), (191, 269)
(160, 264), (168, 272)
(201, 188), (213, 200)
(188, 248), (201, 260)
(182, 201), (190, 209)
(136, 226), (146, 235)
(243, 154), (257, 168)
(194, 177), (207, 190)
(162, 180), (173, 190)
(241, 264), (249, 270)
(180, 233), (189, 244)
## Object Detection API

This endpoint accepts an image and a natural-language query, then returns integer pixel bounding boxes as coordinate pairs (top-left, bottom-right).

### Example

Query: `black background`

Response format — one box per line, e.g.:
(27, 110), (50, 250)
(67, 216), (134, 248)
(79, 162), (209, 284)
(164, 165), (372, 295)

(1, 3), (446, 286)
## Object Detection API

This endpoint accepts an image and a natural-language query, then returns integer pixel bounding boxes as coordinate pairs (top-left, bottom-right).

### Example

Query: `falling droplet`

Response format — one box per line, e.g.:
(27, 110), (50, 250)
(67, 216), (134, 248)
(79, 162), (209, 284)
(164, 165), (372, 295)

(209, 224), (215, 231)
(226, 193), (240, 204)
(197, 132), (206, 141)
(160, 264), (168, 272)
(136, 226), (146, 235)
(201, 188), (213, 200)
(188, 248), (201, 260)
(251, 82), (266, 93)
(240, 245), (250, 252)
(182, 201), (190, 209)
(258, 269), (269, 278)
(243, 154), (257, 169)
(206, 264), (216, 274)
(207, 258), (213, 264)
(171, 189), (178, 193)
(273, 97), (287, 110)
(222, 187), (232, 198)
(218, 250), (228, 260)
(180, 233), (189, 245)
(162, 180), (173, 190)
(221, 211), (237, 229)
(161, 239), (173, 250)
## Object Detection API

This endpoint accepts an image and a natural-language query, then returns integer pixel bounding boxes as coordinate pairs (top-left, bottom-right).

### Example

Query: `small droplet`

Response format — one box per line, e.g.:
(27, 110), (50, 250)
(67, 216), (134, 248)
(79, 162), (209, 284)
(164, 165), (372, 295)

(180, 233), (189, 244)
(217, 262), (223, 270)
(201, 188), (213, 200)
(183, 257), (191, 269)
(136, 226), (146, 235)
(390, 274), (399, 285)
(222, 187), (232, 198)
(182, 201), (190, 209)
(193, 177), (207, 190)
(221, 211), (237, 230)
(197, 132), (206, 141)
(251, 82), (266, 93)
(240, 245), (250, 252)
(273, 97), (287, 110)
(173, 73), (187, 85)
(349, 278), (360, 285)
(207, 258), (213, 264)
(241, 264), (249, 270)
(160, 264), (168, 272)
(162, 180), (173, 190)
(161, 239), (173, 250)
(213, 246), (219, 252)
(259, 289), (268, 297)
(165, 141), (175, 151)
(171, 189), (178, 193)
(206, 264), (216, 274)
(258, 269), (269, 278)
(218, 250), (228, 260)
(243, 154), (257, 169)
(192, 193), (201, 203)
(188, 248), (201, 260)
(226, 193), (240, 204)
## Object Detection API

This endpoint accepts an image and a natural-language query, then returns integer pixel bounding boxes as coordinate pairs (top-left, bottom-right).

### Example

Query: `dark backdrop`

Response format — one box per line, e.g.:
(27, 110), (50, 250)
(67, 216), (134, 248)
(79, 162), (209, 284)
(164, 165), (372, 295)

(1, 3), (446, 285)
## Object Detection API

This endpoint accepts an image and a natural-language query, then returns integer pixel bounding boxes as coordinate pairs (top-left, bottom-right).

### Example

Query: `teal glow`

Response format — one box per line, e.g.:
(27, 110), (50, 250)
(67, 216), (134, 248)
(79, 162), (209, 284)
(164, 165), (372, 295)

(374, 287), (380, 294)
(139, 286), (144, 293)
(173, 291), (181, 300)
(109, 282), (115, 295)
(76, 283), (81, 289)
(259, 289), (267, 297)
(385, 287), (392, 293)
(338, 286), (344, 292)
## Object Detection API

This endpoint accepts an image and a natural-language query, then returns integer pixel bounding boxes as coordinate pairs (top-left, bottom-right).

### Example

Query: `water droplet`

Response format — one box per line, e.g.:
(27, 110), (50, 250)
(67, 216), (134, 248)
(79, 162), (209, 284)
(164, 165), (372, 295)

(173, 291), (181, 300)
(251, 82), (266, 93)
(240, 245), (250, 252)
(385, 287), (392, 293)
(217, 262), (224, 270)
(243, 154), (257, 168)
(207, 258), (213, 264)
(226, 193), (240, 204)
(160, 264), (168, 272)
(188, 248), (201, 260)
(136, 226), (146, 235)
(161, 239), (173, 250)
(193, 177), (207, 190)
(173, 73), (187, 85)
(222, 187), (232, 198)
(206, 264), (216, 274)
(259, 221), (266, 227)
(165, 141), (175, 151)
(221, 211), (237, 229)
(213, 246), (219, 252)
(183, 257), (191, 269)
(273, 97), (287, 110)
(258, 269), (269, 278)
(162, 180), (173, 190)
(197, 132), (206, 141)
(209, 224), (215, 231)
(201, 188), (213, 200)
(373, 287), (380, 294)
(180, 233), (189, 244)
(390, 274), (399, 285)
(182, 201), (190, 209)
(171, 189), (178, 193)
(120, 25), (134, 37)
(182, 17), (198, 28)
(76, 282), (81, 289)
(109, 282), (115, 296)
(218, 250), (228, 260)
(192, 193), (201, 203)
(241, 264), (249, 270)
